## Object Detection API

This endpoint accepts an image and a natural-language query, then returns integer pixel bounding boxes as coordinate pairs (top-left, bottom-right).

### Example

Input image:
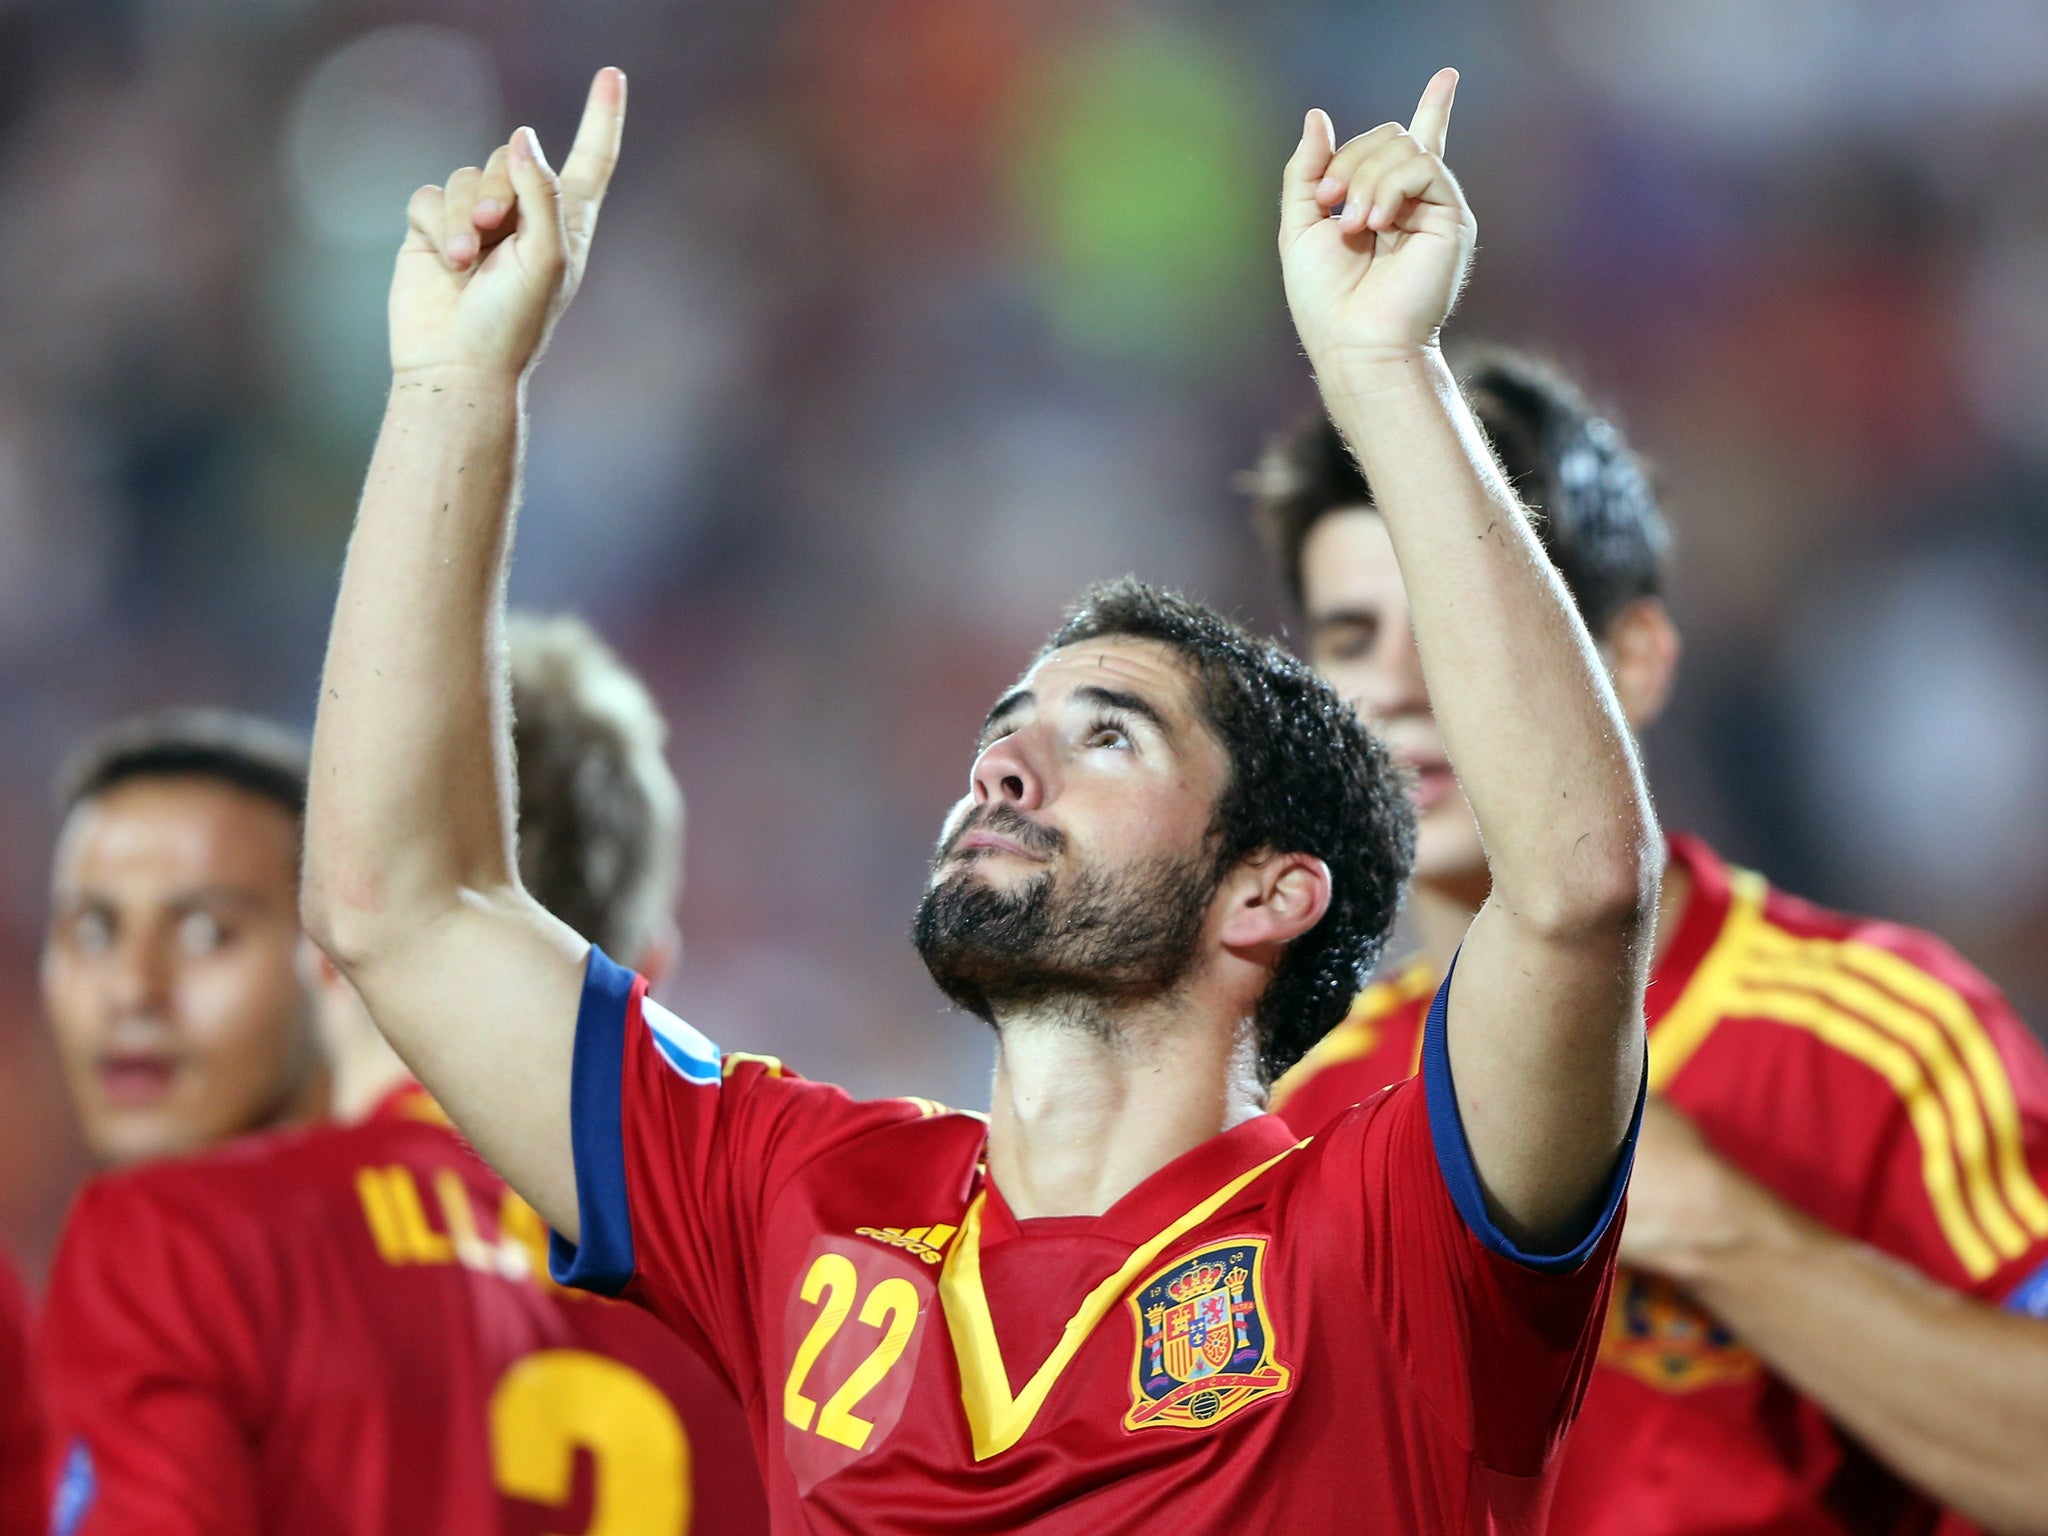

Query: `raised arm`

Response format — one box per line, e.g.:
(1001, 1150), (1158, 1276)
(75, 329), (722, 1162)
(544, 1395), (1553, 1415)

(301, 69), (627, 1237)
(1279, 71), (1657, 1248)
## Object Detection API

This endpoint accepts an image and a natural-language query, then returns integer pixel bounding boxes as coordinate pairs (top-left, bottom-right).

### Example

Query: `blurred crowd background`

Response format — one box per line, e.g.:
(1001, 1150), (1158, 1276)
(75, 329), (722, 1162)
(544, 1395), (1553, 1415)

(4, 0), (2048, 1272)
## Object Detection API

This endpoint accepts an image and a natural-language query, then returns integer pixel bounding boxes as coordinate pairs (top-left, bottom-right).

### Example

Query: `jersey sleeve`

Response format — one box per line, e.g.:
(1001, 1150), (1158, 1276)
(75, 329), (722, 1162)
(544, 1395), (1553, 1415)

(38, 1177), (269, 1536)
(1829, 931), (2048, 1310)
(1333, 968), (1638, 1482)
(548, 947), (922, 1401)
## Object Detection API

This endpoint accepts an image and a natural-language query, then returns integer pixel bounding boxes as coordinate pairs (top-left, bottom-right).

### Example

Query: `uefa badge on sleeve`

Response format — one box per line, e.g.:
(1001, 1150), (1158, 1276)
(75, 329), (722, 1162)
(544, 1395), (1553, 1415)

(1124, 1236), (1292, 1432)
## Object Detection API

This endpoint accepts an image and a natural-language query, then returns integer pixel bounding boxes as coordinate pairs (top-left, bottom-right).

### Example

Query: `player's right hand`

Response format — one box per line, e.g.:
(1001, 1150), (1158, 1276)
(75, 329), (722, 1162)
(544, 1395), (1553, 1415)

(389, 66), (626, 381)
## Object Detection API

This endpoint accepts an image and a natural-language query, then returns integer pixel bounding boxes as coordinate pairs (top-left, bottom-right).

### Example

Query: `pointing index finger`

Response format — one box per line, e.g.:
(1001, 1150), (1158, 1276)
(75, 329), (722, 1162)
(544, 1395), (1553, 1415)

(1407, 67), (1459, 158)
(561, 66), (627, 209)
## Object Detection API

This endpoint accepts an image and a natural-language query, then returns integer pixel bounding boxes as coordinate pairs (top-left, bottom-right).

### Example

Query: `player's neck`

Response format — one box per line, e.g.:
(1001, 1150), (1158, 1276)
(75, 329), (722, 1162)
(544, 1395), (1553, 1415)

(329, 1026), (415, 1124)
(1411, 850), (1693, 978)
(985, 996), (1264, 1220)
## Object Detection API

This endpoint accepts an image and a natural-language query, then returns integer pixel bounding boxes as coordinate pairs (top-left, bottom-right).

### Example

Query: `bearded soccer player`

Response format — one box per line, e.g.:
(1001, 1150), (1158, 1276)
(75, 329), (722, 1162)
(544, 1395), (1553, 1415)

(39, 613), (768, 1535)
(1256, 352), (2048, 1535)
(302, 66), (1660, 1531)
(42, 710), (328, 1167)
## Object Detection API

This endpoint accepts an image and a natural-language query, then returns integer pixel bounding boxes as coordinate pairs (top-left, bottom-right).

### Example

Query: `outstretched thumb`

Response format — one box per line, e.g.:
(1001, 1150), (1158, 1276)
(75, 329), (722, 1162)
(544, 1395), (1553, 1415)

(1279, 108), (1336, 248)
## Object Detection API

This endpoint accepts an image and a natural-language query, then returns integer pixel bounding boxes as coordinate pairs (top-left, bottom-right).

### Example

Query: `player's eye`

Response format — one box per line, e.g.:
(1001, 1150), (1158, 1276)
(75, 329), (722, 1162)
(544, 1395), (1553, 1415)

(1315, 618), (1379, 662)
(70, 909), (114, 955)
(1082, 713), (1133, 750)
(176, 911), (232, 956)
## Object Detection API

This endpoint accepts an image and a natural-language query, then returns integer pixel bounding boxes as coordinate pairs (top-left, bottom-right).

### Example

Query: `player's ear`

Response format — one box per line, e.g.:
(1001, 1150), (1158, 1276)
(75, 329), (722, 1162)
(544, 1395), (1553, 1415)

(1604, 597), (1681, 731)
(1218, 852), (1332, 952)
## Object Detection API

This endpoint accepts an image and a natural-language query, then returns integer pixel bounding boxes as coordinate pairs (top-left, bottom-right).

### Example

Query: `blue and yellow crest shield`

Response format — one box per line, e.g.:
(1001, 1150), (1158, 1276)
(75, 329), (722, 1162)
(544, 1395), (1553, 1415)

(1124, 1235), (1291, 1432)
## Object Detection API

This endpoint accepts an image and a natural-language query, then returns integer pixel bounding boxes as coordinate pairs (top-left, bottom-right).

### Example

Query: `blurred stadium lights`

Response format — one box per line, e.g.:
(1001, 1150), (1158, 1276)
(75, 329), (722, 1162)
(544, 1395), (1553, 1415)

(268, 27), (503, 452)
(286, 26), (503, 249)
(1005, 23), (1273, 371)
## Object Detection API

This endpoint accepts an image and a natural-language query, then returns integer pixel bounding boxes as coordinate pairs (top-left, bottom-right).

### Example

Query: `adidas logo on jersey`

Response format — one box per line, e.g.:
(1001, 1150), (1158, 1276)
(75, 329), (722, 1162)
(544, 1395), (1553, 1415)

(855, 1224), (959, 1265)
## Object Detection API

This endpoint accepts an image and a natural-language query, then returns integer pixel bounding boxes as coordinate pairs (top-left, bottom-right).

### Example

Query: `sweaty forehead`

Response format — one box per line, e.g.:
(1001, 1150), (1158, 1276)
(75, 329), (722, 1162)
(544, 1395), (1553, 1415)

(1021, 637), (1204, 719)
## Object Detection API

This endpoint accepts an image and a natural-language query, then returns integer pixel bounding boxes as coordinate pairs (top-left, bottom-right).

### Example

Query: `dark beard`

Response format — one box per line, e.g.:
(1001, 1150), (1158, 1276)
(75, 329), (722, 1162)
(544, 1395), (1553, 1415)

(911, 808), (1223, 1025)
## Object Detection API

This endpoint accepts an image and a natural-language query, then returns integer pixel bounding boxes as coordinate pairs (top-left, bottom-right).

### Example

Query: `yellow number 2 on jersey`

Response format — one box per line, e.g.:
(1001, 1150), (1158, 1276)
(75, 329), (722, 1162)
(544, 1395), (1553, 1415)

(782, 1252), (922, 1452)
(491, 1350), (691, 1535)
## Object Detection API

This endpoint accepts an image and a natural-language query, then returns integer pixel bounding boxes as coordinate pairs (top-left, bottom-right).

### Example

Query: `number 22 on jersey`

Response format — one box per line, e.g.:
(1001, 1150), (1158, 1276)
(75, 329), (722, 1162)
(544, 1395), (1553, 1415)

(780, 1244), (933, 1491)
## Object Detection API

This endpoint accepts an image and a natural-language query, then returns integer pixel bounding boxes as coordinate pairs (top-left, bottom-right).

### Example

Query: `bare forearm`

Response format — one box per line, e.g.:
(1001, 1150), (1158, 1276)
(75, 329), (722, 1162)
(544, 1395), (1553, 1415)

(306, 368), (524, 958)
(1688, 1202), (2048, 1533)
(1318, 348), (1657, 923)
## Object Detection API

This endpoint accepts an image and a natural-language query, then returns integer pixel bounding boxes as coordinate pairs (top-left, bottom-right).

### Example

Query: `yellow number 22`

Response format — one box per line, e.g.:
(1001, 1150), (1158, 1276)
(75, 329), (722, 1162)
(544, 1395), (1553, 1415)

(782, 1253), (921, 1451)
(492, 1350), (690, 1535)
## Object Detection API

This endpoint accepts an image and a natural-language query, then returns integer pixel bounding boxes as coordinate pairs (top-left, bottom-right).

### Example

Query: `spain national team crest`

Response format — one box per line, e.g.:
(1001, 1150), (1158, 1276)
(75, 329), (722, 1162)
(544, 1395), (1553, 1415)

(1124, 1236), (1291, 1433)
(1600, 1269), (1760, 1392)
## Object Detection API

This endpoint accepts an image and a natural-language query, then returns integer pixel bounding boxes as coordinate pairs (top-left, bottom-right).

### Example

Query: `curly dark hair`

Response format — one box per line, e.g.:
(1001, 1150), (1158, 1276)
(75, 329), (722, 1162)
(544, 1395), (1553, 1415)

(1248, 346), (1670, 637)
(1043, 579), (1414, 1082)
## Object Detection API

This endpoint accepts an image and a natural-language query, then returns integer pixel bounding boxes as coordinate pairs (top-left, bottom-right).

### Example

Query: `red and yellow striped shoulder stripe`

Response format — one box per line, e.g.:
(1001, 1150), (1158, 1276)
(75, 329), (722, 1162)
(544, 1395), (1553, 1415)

(1652, 868), (2048, 1282)
(1270, 958), (1436, 1112)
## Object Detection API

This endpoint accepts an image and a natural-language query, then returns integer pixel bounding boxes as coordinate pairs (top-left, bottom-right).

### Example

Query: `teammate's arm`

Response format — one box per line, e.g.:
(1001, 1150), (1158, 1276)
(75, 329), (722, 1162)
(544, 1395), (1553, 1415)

(301, 69), (626, 1238)
(1278, 72), (1657, 1249)
(1624, 1099), (2048, 1535)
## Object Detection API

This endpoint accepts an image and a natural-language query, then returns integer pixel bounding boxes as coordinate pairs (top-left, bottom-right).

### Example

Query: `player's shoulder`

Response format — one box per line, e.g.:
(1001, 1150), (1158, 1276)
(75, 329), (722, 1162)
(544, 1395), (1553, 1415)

(627, 981), (991, 1164)
(1681, 834), (2026, 1043)
(67, 1115), (427, 1241)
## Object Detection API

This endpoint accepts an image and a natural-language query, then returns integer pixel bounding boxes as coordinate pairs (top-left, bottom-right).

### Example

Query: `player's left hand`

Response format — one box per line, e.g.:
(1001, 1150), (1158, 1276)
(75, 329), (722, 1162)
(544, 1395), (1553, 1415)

(1279, 68), (1475, 376)
(389, 66), (626, 381)
(1618, 1097), (1791, 1283)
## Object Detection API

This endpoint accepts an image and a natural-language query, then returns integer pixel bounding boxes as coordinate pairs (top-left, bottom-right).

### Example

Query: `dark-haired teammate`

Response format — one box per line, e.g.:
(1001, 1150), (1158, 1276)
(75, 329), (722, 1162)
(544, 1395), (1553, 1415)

(42, 710), (328, 1167)
(1257, 351), (2048, 1535)
(39, 616), (767, 1535)
(301, 67), (1656, 1532)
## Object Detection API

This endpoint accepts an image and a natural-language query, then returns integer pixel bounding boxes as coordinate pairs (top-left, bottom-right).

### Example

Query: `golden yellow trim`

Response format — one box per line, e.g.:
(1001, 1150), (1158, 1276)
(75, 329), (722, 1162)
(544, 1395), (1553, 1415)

(1271, 960), (1433, 1111)
(1840, 942), (2048, 1240)
(1725, 978), (1999, 1279)
(722, 1051), (785, 1079)
(1645, 869), (1767, 1092)
(1744, 937), (2028, 1261)
(938, 1141), (1307, 1461)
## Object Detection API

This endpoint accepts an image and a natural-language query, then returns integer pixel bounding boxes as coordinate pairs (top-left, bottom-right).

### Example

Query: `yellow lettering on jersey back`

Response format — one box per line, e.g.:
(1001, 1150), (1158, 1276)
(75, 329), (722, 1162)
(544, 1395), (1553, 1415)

(433, 1169), (499, 1274)
(355, 1168), (411, 1265)
(354, 1166), (454, 1265)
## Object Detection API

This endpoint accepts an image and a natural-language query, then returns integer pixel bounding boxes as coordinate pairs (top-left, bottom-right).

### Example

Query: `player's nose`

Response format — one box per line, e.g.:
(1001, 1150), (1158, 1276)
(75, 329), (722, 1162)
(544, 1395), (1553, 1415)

(970, 729), (1046, 811)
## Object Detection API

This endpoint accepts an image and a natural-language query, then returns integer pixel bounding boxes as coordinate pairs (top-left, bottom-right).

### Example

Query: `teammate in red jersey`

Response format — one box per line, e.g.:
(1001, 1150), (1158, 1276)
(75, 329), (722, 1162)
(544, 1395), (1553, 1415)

(303, 67), (1661, 1531)
(39, 612), (766, 1536)
(42, 710), (328, 1167)
(1252, 351), (2048, 1534)
(0, 1249), (42, 1535)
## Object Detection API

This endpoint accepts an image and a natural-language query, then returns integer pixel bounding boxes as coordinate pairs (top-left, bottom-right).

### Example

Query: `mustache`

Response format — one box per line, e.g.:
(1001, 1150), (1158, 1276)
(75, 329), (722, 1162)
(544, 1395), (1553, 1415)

(936, 803), (1066, 866)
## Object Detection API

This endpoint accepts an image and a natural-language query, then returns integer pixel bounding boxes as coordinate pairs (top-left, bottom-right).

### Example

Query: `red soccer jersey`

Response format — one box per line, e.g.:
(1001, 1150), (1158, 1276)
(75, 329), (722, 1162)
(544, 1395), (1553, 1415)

(1, 1249), (42, 1536)
(549, 948), (1635, 1533)
(39, 1084), (767, 1536)
(1274, 834), (2048, 1536)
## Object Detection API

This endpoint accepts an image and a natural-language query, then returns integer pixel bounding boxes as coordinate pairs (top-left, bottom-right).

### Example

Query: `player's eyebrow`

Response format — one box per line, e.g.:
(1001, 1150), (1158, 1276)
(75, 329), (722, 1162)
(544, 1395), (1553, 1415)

(1071, 685), (1175, 741)
(979, 689), (1033, 750)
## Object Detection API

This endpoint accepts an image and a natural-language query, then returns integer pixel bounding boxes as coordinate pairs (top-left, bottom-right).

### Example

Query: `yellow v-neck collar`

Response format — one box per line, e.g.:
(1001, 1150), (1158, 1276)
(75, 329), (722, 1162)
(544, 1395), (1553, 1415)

(937, 1138), (1306, 1461)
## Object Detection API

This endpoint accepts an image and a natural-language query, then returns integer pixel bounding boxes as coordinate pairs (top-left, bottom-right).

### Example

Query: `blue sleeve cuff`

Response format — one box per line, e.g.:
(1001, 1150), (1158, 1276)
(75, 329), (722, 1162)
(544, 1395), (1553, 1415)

(548, 946), (640, 1296)
(1420, 953), (1645, 1274)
